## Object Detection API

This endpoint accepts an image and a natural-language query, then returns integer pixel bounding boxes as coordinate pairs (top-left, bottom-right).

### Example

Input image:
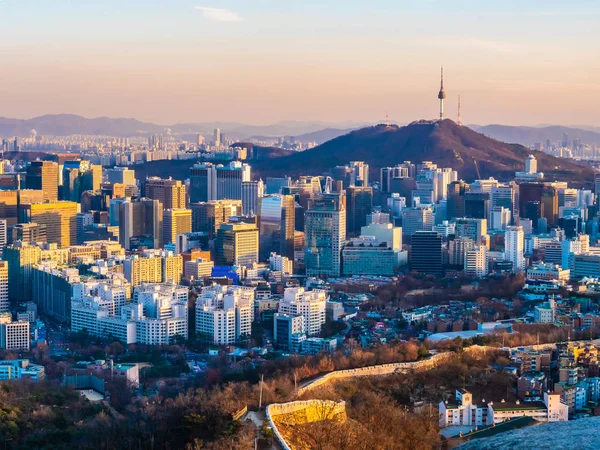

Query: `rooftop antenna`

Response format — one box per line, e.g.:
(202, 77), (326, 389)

(457, 95), (462, 126)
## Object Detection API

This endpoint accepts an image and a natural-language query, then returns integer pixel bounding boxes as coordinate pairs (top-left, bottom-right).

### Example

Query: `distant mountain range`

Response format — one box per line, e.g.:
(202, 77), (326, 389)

(251, 120), (595, 187)
(0, 114), (369, 140)
(1, 114), (599, 149)
(472, 124), (600, 146)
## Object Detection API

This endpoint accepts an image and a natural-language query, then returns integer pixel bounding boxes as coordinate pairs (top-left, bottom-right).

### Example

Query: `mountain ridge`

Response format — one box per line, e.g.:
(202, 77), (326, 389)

(251, 119), (595, 187)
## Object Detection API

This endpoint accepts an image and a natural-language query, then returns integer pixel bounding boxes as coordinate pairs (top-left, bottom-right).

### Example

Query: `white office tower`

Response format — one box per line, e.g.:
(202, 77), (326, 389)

(464, 246), (488, 278)
(504, 226), (525, 272)
(195, 284), (256, 345)
(470, 178), (499, 194)
(490, 206), (511, 230)
(213, 128), (221, 146)
(278, 287), (326, 337)
(0, 262), (7, 314)
(561, 234), (590, 269)
(525, 155), (537, 174)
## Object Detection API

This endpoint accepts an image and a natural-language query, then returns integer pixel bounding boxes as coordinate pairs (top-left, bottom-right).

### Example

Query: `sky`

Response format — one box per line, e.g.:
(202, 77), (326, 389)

(0, 0), (599, 126)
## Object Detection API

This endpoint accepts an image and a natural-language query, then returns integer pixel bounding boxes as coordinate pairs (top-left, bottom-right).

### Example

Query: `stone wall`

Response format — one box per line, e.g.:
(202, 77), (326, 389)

(266, 400), (346, 450)
(297, 351), (456, 396)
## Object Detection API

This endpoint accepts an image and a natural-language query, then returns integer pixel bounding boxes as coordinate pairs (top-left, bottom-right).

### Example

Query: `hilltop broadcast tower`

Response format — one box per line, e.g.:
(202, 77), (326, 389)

(438, 66), (446, 120)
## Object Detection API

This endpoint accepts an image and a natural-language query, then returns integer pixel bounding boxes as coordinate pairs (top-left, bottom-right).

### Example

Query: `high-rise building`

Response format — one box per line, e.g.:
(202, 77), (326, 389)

(561, 234), (589, 270)
(62, 160), (102, 202)
(0, 262), (8, 313)
(273, 313), (305, 351)
(75, 212), (94, 245)
(258, 195), (295, 261)
(410, 231), (442, 275)
(189, 162), (251, 203)
(213, 128), (221, 146)
(448, 237), (475, 267)
(491, 183), (517, 225)
(19, 201), (78, 247)
(25, 161), (59, 202)
(446, 180), (470, 220)
(304, 193), (346, 277)
(215, 222), (259, 268)
(215, 162), (251, 200)
(190, 163), (216, 203)
(332, 161), (369, 188)
(464, 192), (490, 220)
(195, 285), (255, 344)
(401, 207), (434, 237)
(0, 191), (18, 227)
(241, 180), (264, 216)
(145, 177), (187, 209)
(118, 198), (163, 250)
(123, 254), (163, 286)
(519, 183), (544, 226)
(163, 209), (192, 247)
(542, 185), (559, 227)
(346, 186), (373, 235)
(3, 242), (42, 302)
(106, 167), (136, 186)
(490, 207), (511, 231)
(464, 246), (488, 277)
(190, 200), (242, 239)
(505, 226), (525, 272)
(454, 218), (488, 246)
(11, 223), (47, 245)
(278, 287), (326, 337)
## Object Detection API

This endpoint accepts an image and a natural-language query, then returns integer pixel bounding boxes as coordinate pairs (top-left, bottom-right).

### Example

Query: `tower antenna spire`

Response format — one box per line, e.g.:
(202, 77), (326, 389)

(457, 95), (462, 126)
(437, 65), (446, 120)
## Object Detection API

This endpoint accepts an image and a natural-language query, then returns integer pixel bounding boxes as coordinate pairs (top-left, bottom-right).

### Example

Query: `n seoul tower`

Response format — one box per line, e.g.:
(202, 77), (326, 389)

(438, 66), (446, 120)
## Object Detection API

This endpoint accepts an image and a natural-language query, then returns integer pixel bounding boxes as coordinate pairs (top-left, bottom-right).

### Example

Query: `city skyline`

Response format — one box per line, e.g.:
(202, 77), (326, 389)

(0, 0), (598, 126)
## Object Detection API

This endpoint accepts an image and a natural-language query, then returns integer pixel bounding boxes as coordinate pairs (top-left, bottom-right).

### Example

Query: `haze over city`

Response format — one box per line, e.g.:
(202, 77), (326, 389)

(0, 0), (599, 125)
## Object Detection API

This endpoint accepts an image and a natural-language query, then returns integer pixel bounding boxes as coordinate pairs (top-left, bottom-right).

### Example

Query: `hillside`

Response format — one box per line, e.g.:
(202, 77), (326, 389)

(294, 127), (358, 144)
(473, 124), (600, 146)
(252, 120), (595, 186)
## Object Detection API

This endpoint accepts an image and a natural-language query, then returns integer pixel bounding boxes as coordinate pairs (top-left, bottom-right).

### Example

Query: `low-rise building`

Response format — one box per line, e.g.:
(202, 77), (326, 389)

(439, 389), (568, 428)
(0, 359), (45, 381)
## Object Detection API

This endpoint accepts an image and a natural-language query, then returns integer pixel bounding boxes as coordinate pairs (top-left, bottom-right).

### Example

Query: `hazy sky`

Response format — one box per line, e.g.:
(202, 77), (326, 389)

(0, 0), (599, 126)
